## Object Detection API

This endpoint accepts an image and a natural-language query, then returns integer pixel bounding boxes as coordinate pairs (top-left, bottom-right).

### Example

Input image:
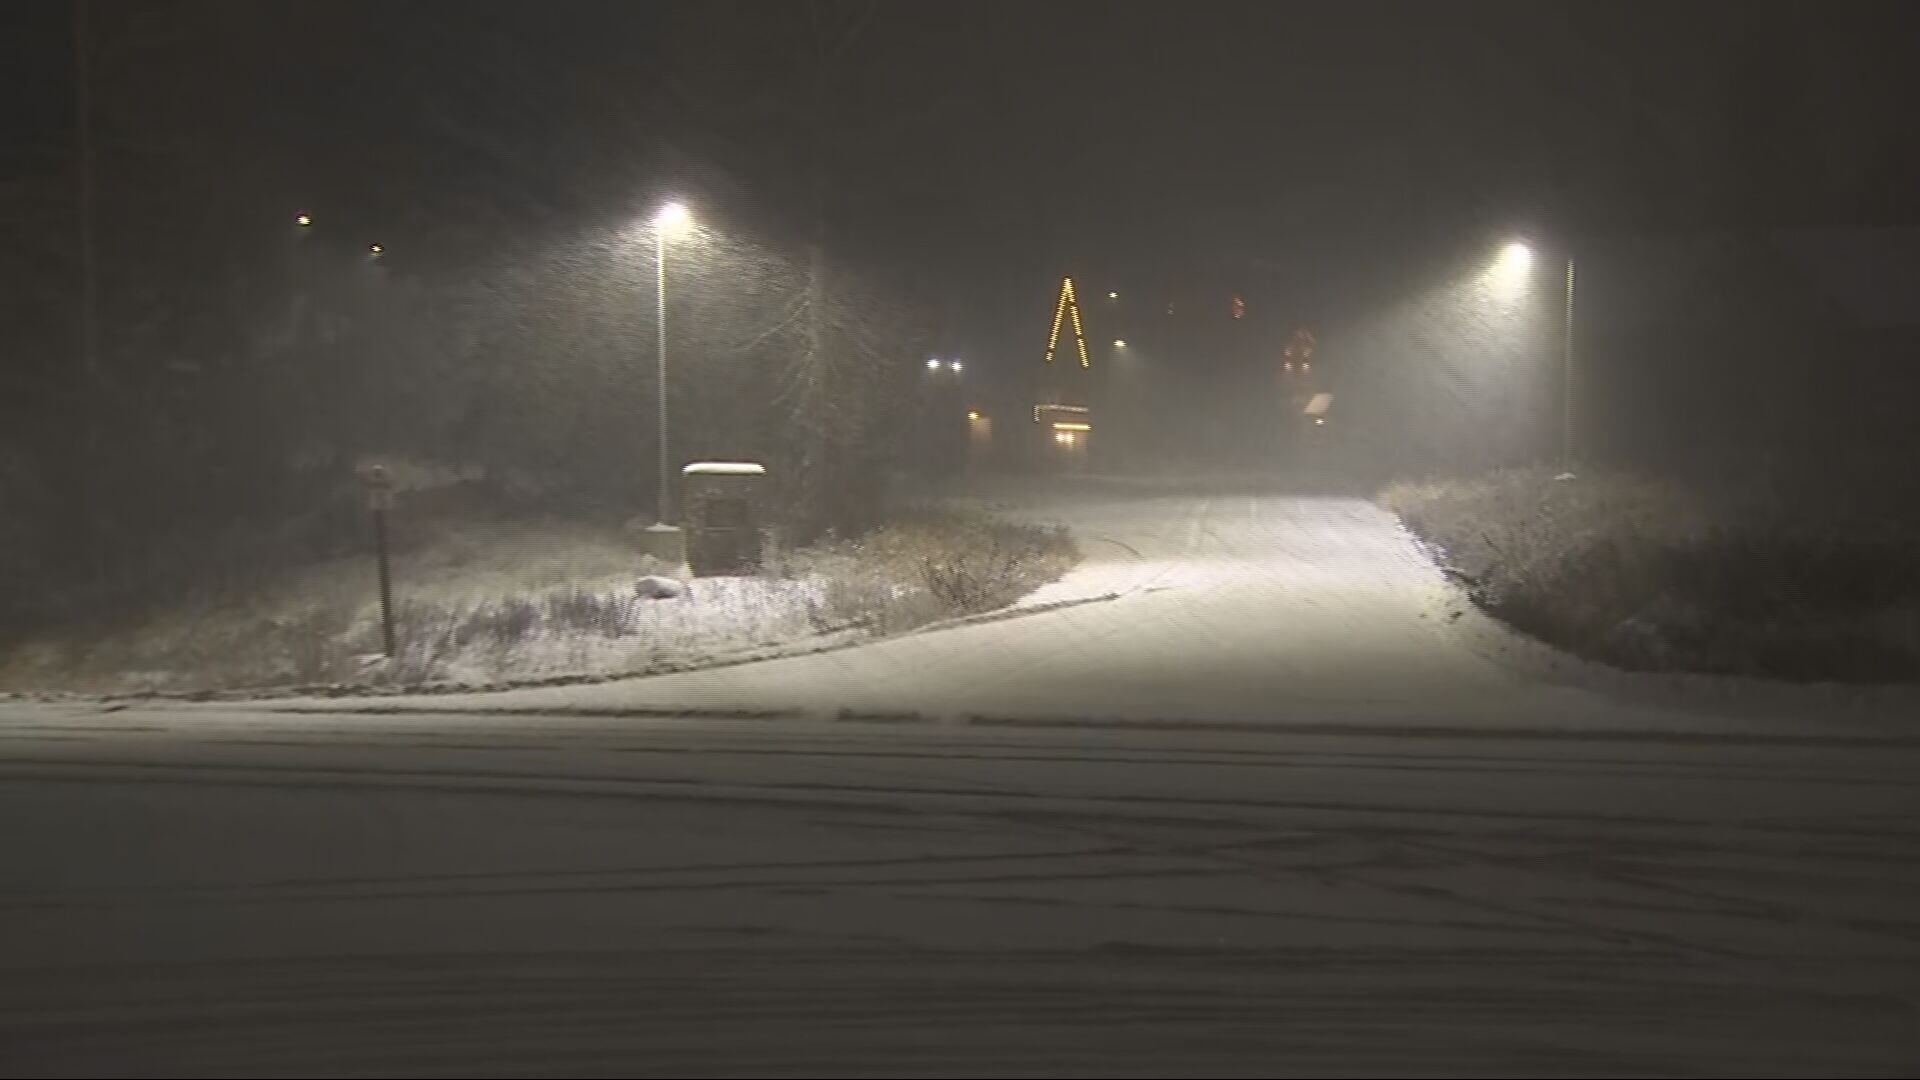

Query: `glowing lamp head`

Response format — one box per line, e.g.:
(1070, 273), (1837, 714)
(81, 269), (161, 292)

(653, 201), (692, 232)
(368, 243), (383, 255)
(967, 411), (980, 421)
(1113, 339), (1127, 348)
(927, 357), (942, 370)
(295, 213), (313, 227)
(1487, 240), (1534, 299)
(1108, 291), (1118, 300)
(948, 360), (963, 373)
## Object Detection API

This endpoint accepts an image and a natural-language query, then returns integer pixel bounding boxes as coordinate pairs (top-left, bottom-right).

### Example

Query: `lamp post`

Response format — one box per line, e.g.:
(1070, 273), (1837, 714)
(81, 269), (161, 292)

(652, 201), (691, 524)
(1560, 254), (1575, 478)
(1496, 240), (1576, 477)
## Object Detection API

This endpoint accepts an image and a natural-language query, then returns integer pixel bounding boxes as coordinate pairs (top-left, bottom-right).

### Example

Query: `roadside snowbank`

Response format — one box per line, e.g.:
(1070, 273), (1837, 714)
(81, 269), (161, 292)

(388, 575), (835, 685)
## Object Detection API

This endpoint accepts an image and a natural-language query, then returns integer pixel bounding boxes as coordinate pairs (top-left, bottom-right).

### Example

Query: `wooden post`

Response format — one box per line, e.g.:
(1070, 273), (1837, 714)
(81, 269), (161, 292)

(365, 465), (396, 658)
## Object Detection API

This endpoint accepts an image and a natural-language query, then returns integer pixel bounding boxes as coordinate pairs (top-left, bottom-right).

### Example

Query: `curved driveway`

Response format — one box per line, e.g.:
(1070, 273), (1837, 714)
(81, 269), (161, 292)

(391, 483), (1865, 734)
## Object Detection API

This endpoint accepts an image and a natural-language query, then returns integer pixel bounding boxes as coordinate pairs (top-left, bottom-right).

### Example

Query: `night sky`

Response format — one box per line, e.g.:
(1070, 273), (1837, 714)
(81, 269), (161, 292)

(6, 0), (1917, 354)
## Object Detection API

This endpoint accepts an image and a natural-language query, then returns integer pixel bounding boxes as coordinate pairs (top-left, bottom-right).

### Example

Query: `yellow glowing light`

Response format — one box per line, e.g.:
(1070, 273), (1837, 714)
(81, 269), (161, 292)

(1043, 276), (1091, 367)
(295, 213), (312, 227)
(1108, 291), (1118, 299)
(1044, 280), (1069, 363)
(1052, 421), (1091, 432)
(368, 243), (383, 255)
(1113, 339), (1126, 348)
(967, 411), (980, 421)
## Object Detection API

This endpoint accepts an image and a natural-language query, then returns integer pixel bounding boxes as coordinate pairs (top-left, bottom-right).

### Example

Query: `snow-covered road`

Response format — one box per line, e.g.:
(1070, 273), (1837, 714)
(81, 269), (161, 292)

(2, 703), (1918, 1074)
(4, 486), (1919, 1073)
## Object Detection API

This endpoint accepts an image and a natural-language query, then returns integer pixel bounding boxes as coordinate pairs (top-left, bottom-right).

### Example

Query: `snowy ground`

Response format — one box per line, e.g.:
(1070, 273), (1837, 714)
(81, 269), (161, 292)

(4, 483), (1918, 1073)
(305, 485), (1920, 731)
(1, 702), (1917, 1074)
(391, 574), (842, 686)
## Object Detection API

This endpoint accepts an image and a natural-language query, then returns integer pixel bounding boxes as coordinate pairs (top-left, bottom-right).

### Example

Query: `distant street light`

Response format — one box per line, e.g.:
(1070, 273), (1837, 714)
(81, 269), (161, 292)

(1108, 291), (1118, 300)
(948, 360), (964, 373)
(927, 357), (943, 370)
(651, 201), (694, 525)
(368, 243), (383, 256)
(295, 213), (312, 227)
(1113, 339), (1127, 348)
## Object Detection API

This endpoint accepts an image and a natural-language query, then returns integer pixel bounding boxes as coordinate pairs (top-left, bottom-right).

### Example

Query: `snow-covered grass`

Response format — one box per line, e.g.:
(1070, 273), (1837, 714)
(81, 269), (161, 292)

(0, 518), (670, 693)
(0, 506), (1077, 695)
(1382, 467), (1920, 682)
(380, 575), (834, 686)
(772, 508), (1078, 635)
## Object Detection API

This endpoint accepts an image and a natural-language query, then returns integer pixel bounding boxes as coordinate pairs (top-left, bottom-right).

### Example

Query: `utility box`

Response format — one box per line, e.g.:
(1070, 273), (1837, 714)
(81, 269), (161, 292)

(681, 462), (767, 576)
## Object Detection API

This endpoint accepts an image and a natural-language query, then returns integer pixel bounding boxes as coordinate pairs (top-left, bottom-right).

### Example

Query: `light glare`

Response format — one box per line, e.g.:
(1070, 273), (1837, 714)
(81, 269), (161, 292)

(1487, 240), (1534, 299)
(654, 201), (692, 231)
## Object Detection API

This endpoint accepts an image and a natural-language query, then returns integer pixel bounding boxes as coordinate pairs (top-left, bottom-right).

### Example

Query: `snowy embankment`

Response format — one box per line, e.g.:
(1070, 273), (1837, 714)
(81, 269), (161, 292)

(384, 574), (845, 686)
(379, 508), (1076, 690)
(0, 506), (1077, 697)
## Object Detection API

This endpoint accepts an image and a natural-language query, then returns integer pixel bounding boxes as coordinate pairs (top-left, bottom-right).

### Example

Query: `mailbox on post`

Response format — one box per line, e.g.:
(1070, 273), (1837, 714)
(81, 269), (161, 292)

(681, 462), (766, 576)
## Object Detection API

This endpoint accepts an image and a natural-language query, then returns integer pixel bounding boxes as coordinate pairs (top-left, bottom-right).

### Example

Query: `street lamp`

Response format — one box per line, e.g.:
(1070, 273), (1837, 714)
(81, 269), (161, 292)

(651, 201), (693, 525)
(1113, 339), (1127, 348)
(1488, 241), (1532, 299)
(948, 359), (963, 374)
(295, 213), (313, 227)
(654, 201), (690, 232)
(926, 357), (942, 371)
(1495, 238), (1576, 477)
